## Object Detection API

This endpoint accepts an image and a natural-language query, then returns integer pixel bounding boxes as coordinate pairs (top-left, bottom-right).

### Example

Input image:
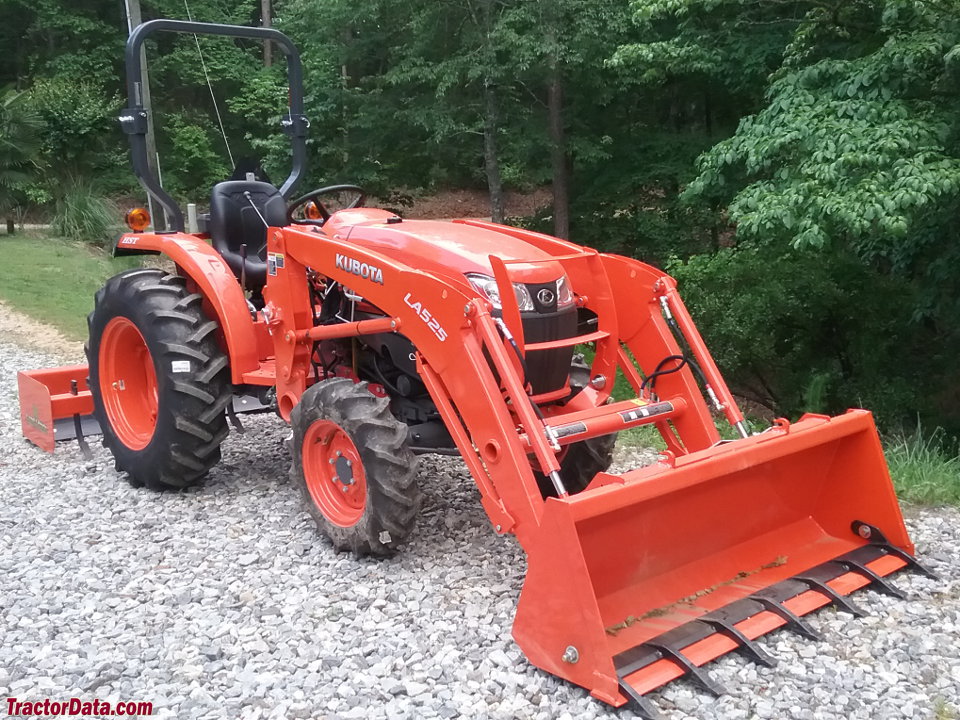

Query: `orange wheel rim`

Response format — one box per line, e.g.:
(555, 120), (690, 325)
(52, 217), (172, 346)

(99, 317), (158, 450)
(302, 420), (367, 527)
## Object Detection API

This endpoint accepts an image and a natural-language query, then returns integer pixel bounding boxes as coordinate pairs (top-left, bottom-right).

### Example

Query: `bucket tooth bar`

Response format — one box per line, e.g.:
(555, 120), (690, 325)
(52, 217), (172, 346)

(612, 529), (931, 714)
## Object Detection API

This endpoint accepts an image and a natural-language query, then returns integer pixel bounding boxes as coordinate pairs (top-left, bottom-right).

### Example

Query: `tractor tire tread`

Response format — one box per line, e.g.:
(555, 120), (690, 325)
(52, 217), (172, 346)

(86, 268), (231, 491)
(291, 378), (421, 557)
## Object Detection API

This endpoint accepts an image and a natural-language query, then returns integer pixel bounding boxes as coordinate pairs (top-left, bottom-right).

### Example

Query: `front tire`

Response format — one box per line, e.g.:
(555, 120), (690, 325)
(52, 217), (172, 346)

(291, 378), (420, 556)
(87, 269), (231, 490)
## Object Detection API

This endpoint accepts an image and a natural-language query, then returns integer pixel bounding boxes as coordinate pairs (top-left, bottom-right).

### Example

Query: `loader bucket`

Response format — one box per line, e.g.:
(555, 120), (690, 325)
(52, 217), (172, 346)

(512, 410), (925, 712)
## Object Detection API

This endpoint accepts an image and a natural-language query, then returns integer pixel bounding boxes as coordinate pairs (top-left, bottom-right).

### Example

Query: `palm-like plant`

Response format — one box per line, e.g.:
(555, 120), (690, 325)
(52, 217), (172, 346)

(0, 89), (42, 234)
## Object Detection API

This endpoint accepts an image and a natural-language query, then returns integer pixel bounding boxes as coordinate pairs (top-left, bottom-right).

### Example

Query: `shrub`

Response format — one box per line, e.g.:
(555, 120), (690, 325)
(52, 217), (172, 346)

(668, 243), (946, 431)
(52, 179), (118, 248)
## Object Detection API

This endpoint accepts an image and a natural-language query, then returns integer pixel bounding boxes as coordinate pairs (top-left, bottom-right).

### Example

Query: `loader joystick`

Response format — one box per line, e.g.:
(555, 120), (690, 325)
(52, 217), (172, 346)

(287, 184), (366, 225)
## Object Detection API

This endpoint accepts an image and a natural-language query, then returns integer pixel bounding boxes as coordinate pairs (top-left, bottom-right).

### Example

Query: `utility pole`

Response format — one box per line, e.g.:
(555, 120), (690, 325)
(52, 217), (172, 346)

(123, 0), (166, 229)
(261, 0), (272, 67)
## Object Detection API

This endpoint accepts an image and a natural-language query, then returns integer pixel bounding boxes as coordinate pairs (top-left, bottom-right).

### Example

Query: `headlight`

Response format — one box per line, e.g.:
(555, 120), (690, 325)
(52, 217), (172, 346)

(556, 275), (575, 309)
(466, 273), (535, 312)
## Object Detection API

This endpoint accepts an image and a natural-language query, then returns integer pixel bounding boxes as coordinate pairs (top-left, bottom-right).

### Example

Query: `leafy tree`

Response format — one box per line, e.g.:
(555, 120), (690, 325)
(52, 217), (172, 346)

(0, 89), (42, 233)
(630, 0), (960, 429)
(499, 0), (635, 237)
(669, 243), (934, 427)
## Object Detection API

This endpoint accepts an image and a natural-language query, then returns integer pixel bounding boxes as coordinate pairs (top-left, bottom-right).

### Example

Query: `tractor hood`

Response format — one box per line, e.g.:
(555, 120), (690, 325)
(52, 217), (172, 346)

(323, 209), (565, 286)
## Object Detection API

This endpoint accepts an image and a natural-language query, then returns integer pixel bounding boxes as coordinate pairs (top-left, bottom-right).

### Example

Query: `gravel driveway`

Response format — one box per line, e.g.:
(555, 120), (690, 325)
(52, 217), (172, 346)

(1, 339), (958, 720)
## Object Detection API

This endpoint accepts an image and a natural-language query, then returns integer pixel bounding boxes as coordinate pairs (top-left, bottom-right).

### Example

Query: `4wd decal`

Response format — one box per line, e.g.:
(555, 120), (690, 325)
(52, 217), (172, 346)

(404, 293), (448, 342)
(336, 254), (384, 285)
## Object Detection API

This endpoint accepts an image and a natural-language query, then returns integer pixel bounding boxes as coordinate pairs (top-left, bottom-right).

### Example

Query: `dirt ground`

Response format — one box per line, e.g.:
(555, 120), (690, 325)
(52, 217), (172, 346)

(381, 187), (552, 219)
(0, 300), (83, 361)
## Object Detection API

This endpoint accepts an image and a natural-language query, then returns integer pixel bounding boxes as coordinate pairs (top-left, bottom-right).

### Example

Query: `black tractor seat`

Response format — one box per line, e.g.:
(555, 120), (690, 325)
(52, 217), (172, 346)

(208, 180), (287, 290)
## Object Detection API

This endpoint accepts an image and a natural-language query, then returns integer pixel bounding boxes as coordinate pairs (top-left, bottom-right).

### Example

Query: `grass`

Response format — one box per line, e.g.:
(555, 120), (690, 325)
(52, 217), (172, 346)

(885, 422), (960, 506)
(0, 232), (141, 340)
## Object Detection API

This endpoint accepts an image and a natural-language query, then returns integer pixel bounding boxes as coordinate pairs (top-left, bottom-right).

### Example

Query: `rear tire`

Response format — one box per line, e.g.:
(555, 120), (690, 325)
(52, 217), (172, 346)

(535, 433), (617, 498)
(86, 269), (231, 490)
(291, 378), (420, 556)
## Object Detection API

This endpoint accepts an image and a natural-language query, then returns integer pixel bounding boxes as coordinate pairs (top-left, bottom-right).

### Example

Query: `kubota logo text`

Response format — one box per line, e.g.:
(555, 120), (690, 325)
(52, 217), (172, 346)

(335, 254), (384, 285)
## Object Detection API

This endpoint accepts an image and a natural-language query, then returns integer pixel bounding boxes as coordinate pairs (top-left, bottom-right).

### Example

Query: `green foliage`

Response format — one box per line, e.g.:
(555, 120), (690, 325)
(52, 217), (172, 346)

(27, 78), (121, 173)
(567, 131), (723, 265)
(0, 89), (42, 216)
(682, 1), (960, 315)
(668, 243), (940, 428)
(225, 67), (290, 183)
(885, 422), (960, 506)
(612, 0), (799, 97)
(163, 113), (230, 199)
(52, 177), (119, 248)
(1, 0), (124, 88)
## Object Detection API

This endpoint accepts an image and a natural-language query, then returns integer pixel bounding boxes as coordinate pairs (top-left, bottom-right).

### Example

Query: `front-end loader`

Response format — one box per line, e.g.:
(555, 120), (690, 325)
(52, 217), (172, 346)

(17, 20), (934, 716)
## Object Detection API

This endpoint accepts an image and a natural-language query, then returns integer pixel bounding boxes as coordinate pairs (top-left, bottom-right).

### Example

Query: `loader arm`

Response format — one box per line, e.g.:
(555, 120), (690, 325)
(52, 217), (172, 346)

(268, 224), (927, 712)
(267, 226), (555, 540)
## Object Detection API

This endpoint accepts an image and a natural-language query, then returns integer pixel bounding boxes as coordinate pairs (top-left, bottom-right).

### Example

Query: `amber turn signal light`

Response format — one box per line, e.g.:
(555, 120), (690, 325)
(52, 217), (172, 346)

(125, 207), (151, 232)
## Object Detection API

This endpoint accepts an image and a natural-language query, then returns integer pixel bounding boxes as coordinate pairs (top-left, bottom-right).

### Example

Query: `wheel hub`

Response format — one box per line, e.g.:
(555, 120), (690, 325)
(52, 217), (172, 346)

(302, 420), (367, 527)
(98, 316), (158, 450)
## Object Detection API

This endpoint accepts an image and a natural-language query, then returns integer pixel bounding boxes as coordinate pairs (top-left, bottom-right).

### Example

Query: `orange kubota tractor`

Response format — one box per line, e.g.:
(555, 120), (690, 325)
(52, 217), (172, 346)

(18, 20), (933, 717)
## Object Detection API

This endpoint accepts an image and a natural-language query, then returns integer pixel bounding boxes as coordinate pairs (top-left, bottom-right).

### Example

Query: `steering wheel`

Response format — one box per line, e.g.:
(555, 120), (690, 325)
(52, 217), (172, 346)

(287, 185), (366, 226)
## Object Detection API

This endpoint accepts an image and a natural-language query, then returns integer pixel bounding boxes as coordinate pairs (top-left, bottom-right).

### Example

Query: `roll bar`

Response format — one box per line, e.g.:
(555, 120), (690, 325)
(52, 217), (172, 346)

(119, 19), (309, 231)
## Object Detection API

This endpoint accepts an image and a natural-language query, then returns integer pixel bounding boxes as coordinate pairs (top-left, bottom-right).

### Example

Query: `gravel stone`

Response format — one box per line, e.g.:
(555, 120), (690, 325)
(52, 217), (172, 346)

(1, 339), (958, 719)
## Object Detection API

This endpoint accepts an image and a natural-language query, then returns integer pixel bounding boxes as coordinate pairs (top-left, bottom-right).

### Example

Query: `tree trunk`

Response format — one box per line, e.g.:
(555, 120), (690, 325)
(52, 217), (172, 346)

(548, 67), (569, 239)
(125, 0), (165, 230)
(483, 82), (505, 224)
(261, 0), (272, 67)
(341, 27), (351, 165)
(476, 0), (504, 223)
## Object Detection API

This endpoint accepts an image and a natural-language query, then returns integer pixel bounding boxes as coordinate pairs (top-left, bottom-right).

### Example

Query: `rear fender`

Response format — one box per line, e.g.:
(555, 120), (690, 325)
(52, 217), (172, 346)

(115, 232), (259, 382)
